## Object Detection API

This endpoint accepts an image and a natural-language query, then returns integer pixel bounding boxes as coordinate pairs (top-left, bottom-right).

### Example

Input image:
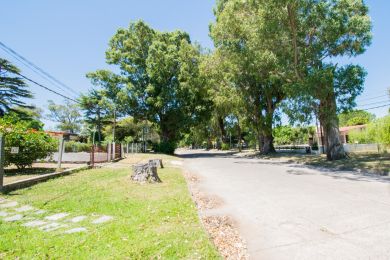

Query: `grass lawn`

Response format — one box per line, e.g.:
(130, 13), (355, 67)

(258, 152), (390, 175)
(3, 163), (86, 185)
(0, 155), (220, 259)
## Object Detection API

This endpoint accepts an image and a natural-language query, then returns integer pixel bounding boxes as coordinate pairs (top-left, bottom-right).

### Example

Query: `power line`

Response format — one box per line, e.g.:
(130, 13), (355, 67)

(0, 41), (80, 97)
(361, 103), (390, 111)
(9, 69), (81, 104)
(356, 94), (388, 102)
(358, 99), (390, 107)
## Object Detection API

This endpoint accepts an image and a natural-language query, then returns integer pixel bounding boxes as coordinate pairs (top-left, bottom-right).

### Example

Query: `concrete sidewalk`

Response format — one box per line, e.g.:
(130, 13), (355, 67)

(180, 150), (390, 259)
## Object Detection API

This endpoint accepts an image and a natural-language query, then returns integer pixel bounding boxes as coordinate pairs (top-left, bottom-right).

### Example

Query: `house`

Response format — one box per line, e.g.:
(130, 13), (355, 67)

(45, 131), (79, 141)
(316, 125), (367, 145)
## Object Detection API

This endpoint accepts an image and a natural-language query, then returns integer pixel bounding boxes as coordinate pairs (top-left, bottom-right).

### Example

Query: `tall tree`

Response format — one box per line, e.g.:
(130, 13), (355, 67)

(86, 70), (124, 142)
(284, 0), (372, 160)
(105, 21), (211, 151)
(79, 89), (110, 143)
(211, 0), (288, 153)
(47, 100), (82, 133)
(0, 58), (32, 116)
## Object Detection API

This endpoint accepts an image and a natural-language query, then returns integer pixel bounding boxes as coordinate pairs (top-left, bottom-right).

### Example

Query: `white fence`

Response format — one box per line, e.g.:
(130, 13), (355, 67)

(343, 143), (384, 153)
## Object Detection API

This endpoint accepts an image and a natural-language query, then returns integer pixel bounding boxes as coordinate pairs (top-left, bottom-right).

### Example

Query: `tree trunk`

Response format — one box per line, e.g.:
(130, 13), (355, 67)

(319, 90), (346, 161)
(261, 134), (275, 154)
(237, 119), (242, 152)
(217, 116), (226, 144)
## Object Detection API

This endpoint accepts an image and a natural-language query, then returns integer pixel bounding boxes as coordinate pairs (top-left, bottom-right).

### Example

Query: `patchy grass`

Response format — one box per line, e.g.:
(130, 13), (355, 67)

(0, 155), (219, 259)
(255, 152), (390, 175)
(3, 163), (85, 185)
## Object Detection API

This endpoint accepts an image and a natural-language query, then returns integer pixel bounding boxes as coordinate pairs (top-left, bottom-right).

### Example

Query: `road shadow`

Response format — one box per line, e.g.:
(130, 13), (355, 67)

(287, 163), (390, 184)
(176, 151), (238, 159)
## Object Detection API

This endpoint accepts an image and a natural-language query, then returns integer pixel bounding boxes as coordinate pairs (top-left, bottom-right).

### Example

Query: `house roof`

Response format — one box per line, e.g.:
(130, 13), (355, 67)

(339, 125), (366, 133)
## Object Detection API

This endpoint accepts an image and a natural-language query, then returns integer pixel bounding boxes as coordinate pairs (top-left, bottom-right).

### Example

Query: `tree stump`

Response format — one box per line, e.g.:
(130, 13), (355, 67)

(149, 159), (164, 169)
(131, 162), (162, 183)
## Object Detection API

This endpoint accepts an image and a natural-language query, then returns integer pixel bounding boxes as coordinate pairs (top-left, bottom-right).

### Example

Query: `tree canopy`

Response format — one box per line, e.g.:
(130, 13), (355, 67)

(0, 58), (32, 117)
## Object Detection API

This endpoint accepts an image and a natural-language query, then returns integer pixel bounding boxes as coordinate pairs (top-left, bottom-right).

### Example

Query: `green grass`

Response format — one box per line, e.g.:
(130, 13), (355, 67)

(0, 161), (220, 259)
(257, 152), (390, 175)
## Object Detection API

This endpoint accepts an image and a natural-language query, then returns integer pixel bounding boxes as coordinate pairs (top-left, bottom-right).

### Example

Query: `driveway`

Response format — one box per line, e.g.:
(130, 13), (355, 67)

(179, 150), (390, 259)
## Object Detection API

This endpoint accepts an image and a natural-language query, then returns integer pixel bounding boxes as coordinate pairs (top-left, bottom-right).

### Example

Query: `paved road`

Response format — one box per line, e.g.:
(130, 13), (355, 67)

(179, 150), (390, 260)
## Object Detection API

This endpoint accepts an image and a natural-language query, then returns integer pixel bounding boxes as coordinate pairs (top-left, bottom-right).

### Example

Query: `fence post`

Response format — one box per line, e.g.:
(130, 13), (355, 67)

(90, 144), (95, 168)
(57, 137), (65, 171)
(0, 135), (5, 191)
(107, 142), (111, 162)
(112, 142), (116, 160)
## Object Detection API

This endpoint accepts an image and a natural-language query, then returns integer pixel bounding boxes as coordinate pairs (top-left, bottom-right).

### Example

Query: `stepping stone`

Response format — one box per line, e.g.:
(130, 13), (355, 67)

(45, 213), (69, 221)
(15, 205), (34, 212)
(4, 214), (23, 222)
(64, 227), (87, 234)
(70, 216), (87, 223)
(40, 222), (66, 232)
(0, 211), (9, 217)
(34, 210), (46, 215)
(0, 201), (18, 208)
(92, 215), (113, 224)
(23, 220), (47, 227)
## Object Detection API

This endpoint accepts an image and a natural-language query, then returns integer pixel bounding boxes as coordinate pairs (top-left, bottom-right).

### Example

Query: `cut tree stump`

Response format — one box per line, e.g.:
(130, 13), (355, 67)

(131, 160), (162, 183)
(149, 159), (164, 169)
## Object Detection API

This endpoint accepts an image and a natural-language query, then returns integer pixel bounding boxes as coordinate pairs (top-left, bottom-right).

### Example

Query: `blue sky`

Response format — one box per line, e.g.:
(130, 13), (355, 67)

(1, 0), (389, 129)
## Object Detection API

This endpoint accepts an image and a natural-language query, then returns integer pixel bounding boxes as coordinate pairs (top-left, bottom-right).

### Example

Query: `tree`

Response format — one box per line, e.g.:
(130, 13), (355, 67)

(86, 70), (125, 142)
(339, 110), (375, 126)
(0, 58), (32, 116)
(105, 21), (211, 152)
(283, 0), (372, 160)
(211, 0), (288, 154)
(47, 100), (82, 133)
(5, 105), (44, 130)
(79, 89), (111, 143)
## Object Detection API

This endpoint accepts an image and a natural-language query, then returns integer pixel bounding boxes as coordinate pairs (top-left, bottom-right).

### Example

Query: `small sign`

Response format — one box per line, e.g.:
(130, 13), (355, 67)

(10, 147), (19, 154)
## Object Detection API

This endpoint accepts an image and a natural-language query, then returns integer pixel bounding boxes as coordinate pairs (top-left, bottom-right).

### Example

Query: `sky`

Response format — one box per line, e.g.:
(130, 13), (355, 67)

(1, 0), (389, 130)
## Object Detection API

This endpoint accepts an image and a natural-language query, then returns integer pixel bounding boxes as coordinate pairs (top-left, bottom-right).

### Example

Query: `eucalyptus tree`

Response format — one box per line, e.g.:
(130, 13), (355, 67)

(0, 58), (32, 117)
(47, 100), (82, 134)
(211, 0), (289, 153)
(283, 0), (372, 160)
(105, 21), (211, 152)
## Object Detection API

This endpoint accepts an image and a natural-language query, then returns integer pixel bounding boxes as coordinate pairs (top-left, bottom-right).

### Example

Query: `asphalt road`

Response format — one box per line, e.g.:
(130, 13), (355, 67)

(179, 150), (390, 260)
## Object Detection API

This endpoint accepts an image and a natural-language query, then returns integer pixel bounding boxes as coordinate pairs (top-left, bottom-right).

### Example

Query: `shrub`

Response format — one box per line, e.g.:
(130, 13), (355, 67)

(221, 143), (230, 150)
(0, 118), (57, 169)
(153, 141), (176, 154)
(65, 141), (91, 153)
(348, 115), (390, 145)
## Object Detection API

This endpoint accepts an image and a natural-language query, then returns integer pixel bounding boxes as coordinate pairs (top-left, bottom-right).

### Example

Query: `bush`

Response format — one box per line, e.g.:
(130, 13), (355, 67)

(65, 141), (91, 153)
(348, 115), (390, 145)
(221, 143), (230, 150)
(153, 141), (176, 154)
(0, 118), (57, 169)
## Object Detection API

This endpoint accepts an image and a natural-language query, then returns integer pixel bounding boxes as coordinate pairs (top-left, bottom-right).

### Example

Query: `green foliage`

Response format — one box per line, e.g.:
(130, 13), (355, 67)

(105, 21), (211, 145)
(348, 115), (390, 145)
(0, 117), (57, 169)
(273, 126), (315, 145)
(79, 89), (111, 143)
(153, 141), (177, 155)
(64, 141), (91, 153)
(339, 110), (375, 126)
(47, 100), (82, 134)
(221, 143), (230, 151)
(0, 58), (33, 116)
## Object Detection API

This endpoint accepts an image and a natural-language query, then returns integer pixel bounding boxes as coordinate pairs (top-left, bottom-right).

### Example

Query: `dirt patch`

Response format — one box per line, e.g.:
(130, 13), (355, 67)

(202, 216), (248, 260)
(193, 191), (223, 210)
(183, 170), (248, 259)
